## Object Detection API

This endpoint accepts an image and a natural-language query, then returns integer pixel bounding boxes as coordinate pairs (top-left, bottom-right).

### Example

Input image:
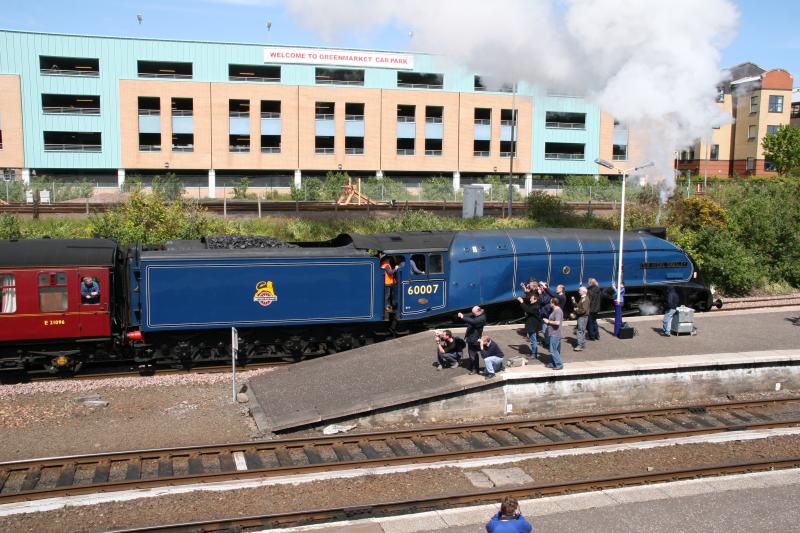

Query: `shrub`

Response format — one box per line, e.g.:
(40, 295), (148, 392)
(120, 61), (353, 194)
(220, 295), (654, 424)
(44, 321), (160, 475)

(526, 190), (574, 226)
(0, 213), (22, 239)
(151, 172), (185, 201)
(420, 176), (455, 201)
(690, 227), (761, 296)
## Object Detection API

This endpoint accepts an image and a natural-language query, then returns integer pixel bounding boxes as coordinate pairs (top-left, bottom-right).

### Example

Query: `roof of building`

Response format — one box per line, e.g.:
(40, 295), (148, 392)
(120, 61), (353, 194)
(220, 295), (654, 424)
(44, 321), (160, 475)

(0, 239), (118, 268)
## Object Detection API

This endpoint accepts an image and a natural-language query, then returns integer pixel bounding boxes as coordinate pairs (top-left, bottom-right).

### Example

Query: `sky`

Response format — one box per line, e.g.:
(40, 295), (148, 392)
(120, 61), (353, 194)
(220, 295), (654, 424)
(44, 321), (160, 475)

(0, 0), (797, 83)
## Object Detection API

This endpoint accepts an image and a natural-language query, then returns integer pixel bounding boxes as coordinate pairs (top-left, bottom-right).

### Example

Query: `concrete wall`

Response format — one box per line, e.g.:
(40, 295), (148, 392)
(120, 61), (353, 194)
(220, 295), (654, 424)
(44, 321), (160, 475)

(304, 364), (800, 430)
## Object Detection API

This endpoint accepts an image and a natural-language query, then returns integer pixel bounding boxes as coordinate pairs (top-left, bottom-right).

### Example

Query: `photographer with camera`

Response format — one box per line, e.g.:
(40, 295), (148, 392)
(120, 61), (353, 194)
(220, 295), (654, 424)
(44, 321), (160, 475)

(433, 330), (465, 369)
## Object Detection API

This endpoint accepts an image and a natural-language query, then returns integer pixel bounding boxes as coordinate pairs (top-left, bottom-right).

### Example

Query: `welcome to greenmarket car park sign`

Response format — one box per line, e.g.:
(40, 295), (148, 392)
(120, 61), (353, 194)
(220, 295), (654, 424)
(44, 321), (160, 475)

(264, 46), (414, 69)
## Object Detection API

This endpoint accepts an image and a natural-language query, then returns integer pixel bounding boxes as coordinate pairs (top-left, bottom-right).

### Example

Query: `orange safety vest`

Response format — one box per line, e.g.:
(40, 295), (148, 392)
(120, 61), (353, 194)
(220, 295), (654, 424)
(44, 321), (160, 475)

(381, 258), (396, 285)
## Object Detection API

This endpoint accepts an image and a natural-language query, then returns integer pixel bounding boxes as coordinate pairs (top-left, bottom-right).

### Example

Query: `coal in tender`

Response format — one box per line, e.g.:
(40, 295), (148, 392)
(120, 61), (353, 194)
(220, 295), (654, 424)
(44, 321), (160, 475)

(205, 234), (298, 249)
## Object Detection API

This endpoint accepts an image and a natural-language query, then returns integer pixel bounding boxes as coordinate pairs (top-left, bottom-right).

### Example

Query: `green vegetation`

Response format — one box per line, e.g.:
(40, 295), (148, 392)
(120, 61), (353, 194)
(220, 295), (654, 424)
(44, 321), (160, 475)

(3, 176), (800, 297)
(762, 125), (800, 176)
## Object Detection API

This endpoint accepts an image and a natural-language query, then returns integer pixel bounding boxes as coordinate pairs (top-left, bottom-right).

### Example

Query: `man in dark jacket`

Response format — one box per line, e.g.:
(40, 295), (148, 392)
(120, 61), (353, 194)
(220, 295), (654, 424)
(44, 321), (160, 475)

(434, 330), (465, 369)
(458, 306), (486, 374)
(517, 293), (542, 359)
(538, 282), (552, 346)
(486, 496), (532, 533)
(661, 286), (679, 337)
(586, 277), (601, 340)
(572, 286), (590, 351)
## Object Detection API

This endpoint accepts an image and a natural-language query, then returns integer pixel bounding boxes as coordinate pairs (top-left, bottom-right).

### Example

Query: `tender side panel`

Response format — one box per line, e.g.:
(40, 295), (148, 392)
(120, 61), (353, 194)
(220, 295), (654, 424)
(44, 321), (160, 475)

(140, 258), (380, 331)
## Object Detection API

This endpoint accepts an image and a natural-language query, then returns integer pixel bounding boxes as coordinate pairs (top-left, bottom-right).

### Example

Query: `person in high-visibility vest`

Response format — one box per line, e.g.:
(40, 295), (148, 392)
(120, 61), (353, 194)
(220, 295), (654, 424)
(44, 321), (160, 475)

(380, 253), (399, 312)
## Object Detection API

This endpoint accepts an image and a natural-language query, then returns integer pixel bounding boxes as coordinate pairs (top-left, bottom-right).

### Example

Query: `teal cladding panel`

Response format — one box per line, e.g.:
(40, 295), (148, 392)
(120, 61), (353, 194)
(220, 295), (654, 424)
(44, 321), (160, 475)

(532, 94), (601, 175)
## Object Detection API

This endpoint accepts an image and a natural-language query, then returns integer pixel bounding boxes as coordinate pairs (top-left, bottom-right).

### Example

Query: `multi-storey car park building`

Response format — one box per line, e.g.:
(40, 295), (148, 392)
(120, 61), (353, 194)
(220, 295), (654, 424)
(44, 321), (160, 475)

(0, 31), (793, 198)
(0, 30), (640, 197)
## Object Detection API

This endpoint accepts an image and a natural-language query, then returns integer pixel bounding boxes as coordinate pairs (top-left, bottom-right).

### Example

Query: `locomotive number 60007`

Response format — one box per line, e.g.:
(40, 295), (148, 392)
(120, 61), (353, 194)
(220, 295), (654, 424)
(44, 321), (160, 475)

(407, 284), (439, 295)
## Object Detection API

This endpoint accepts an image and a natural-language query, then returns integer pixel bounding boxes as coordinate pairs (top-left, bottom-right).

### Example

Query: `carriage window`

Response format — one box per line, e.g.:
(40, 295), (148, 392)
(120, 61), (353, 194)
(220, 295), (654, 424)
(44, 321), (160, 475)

(39, 271), (68, 312)
(409, 254), (426, 274)
(80, 276), (100, 305)
(0, 274), (16, 314)
(428, 254), (443, 274)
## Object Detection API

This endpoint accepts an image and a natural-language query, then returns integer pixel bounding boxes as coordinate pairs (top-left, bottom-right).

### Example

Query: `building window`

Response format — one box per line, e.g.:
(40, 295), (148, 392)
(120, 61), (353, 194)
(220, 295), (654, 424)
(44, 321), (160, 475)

(397, 105), (416, 122)
(397, 137), (415, 156)
(315, 102), (335, 120)
(425, 138), (442, 156)
(42, 94), (100, 115)
(345, 102), (364, 121)
(261, 100), (281, 154)
(768, 95), (784, 113)
(545, 111), (586, 129)
(612, 144), (628, 161)
(500, 109), (518, 126)
(473, 139), (490, 157)
(344, 103), (364, 155)
(545, 142), (585, 160)
(39, 56), (99, 77)
(425, 106), (443, 124)
(43, 131), (101, 152)
(716, 89), (725, 103)
(345, 136), (364, 155)
(138, 60), (192, 79)
(315, 68), (364, 86)
(1, 274), (16, 313)
(397, 72), (443, 89)
(748, 125), (757, 140)
(746, 157), (755, 171)
(710, 144), (719, 160)
(474, 108), (491, 125)
(765, 159), (776, 172)
(229, 64), (280, 82)
(767, 125), (780, 135)
(315, 136), (335, 154)
(171, 98), (194, 152)
(138, 96), (161, 152)
(792, 102), (800, 119)
(38, 272), (68, 312)
(229, 100), (250, 153)
(750, 96), (758, 113)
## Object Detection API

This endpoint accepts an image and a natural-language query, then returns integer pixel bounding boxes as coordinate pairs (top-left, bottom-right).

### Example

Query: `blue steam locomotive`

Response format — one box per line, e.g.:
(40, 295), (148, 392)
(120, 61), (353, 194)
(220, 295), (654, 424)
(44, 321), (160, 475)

(0, 228), (717, 373)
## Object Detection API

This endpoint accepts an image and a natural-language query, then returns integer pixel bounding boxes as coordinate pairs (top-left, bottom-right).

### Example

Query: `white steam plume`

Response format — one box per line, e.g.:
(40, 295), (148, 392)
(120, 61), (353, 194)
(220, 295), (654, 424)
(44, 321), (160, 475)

(284, 0), (739, 190)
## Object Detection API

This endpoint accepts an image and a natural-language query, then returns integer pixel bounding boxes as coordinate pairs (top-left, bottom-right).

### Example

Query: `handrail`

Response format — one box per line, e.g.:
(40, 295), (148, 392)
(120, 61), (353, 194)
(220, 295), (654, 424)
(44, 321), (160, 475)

(473, 151), (491, 157)
(43, 107), (100, 115)
(261, 112), (281, 119)
(316, 79), (364, 86)
(345, 147), (364, 155)
(545, 121), (585, 129)
(171, 110), (193, 117)
(44, 144), (101, 152)
(138, 109), (161, 116)
(396, 116), (416, 123)
(172, 145), (194, 152)
(229, 111), (250, 118)
(40, 68), (99, 77)
(397, 82), (443, 89)
(138, 145), (161, 152)
(500, 151), (517, 158)
(315, 114), (334, 120)
(315, 147), (335, 154)
(545, 153), (584, 160)
(229, 76), (280, 83)
(260, 147), (281, 153)
(345, 114), (364, 121)
(425, 149), (443, 156)
(396, 148), (416, 155)
(139, 72), (192, 79)
(474, 119), (491, 125)
(229, 145), (250, 152)
(425, 117), (443, 124)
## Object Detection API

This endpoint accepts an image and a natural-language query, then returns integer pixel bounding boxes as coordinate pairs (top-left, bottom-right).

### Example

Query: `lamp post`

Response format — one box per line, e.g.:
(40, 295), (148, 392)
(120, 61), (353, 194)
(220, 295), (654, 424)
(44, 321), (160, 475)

(594, 158), (654, 336)
(507, 82), (517, 217)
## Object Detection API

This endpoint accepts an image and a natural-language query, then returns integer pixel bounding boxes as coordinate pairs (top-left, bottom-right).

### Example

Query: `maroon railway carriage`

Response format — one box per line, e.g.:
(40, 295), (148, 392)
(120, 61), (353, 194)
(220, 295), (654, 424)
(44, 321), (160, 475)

(0, 239), (123, 373)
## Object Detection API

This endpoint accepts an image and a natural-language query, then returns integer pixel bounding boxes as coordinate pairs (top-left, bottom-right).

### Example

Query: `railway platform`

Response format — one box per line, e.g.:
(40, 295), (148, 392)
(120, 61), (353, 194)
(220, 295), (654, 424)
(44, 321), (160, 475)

(246, 307), (800, 434)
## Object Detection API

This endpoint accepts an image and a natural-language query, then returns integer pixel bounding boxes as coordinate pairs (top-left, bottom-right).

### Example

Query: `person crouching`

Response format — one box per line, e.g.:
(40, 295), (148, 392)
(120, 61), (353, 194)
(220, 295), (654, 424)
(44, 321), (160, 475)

(433, 330), (465, 369)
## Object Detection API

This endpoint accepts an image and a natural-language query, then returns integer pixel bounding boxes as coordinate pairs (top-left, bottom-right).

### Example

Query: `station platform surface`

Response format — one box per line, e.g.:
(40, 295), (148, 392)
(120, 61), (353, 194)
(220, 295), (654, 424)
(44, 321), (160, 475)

(247, 307), (800, 433)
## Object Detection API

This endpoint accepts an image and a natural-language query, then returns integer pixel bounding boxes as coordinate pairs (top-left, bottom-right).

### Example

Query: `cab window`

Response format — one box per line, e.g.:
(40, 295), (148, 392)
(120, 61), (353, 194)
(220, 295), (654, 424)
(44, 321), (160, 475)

(428, 254), (444, 274)
(409, 254), (426, 275)
(0, 274), (16, 314)
(39, 272), (68, 312)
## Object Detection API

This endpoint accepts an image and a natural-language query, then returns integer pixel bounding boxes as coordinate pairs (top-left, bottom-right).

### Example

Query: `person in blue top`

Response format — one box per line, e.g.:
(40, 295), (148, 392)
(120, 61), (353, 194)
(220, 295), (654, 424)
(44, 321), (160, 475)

(486, 496), (532, 533)
(80, 276), (100, 304)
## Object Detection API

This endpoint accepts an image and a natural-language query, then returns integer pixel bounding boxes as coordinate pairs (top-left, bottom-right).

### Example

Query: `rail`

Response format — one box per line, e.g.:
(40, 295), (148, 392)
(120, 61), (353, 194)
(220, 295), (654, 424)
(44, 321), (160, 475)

(545, 121), (585, 129)
(42, 106), (100, 115)
(545, 153), (584, 160)
(40, 68), (99, 77)
(1, 398), (798, 504)
(138, 72), (192, 79)
(43, 144), (101, 152)
(260, 146), (281, 154)
(396, 148), (416, 156)
(228, 76), (280, 83)
(316, 79), (364, 86)
(397, 82), (443, 89)
(119, 457), (800, 532)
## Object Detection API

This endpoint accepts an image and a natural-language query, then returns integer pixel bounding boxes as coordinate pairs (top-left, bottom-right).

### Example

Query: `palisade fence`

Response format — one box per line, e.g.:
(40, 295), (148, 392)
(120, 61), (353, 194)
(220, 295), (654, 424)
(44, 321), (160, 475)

(0, 174), (758, 206)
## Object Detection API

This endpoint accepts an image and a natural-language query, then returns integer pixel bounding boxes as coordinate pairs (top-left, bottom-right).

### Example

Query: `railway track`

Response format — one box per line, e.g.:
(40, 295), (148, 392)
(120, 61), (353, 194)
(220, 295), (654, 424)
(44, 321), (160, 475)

(714, 293), (800, 311)
(1, 398), (799, 505)
(112, 457), (800, 532)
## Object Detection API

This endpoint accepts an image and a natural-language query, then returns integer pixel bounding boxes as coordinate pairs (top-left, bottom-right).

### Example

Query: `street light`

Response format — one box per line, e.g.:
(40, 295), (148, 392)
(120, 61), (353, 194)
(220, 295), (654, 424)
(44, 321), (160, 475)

(594, 158), (654, 336)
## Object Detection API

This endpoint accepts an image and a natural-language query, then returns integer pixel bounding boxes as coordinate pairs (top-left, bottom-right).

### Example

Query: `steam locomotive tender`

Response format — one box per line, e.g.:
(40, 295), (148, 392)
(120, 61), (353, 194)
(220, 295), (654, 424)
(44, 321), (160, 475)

(0, 228), (717, 374)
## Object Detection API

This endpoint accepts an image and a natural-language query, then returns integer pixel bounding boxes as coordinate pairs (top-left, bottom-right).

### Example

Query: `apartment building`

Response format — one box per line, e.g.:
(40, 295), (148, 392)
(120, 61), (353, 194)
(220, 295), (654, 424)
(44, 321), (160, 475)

(677, 62), (794, 177)
(0, 30), (640, 197)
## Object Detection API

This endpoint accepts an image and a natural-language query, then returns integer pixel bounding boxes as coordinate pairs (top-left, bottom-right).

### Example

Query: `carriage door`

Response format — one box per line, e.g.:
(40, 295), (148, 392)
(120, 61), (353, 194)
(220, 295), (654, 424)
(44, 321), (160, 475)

(400, 253), (447, 317)
(37, 270), (79, 340)
(77, 267), (111, 337)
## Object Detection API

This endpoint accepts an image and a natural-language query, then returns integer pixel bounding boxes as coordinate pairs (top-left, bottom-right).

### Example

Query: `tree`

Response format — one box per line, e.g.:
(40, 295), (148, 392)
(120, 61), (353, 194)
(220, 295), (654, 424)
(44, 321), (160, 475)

(762, 125), (800, 176)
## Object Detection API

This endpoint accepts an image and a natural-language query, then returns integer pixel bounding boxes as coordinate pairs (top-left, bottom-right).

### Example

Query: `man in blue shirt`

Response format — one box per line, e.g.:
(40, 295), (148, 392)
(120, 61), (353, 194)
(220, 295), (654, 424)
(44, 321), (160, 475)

(486, 496), (532, 532)
(80, 276), (100, 304)
(480, 335), (505, 379)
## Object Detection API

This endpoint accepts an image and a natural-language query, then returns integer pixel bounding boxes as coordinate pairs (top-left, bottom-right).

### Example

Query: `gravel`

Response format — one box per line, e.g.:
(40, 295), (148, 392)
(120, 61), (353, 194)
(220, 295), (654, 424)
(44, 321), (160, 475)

(205, 234), (297, 249)
(2, 434), (798, 533)
(0, 369), (273, 461)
